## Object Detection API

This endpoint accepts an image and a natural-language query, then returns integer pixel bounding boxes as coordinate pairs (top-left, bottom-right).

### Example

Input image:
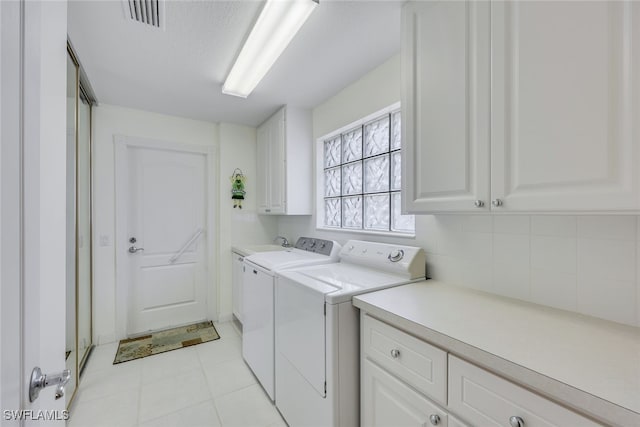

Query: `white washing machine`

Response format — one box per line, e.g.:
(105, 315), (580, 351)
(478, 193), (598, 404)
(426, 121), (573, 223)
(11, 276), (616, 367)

(275, 240), (426, 426)
(242, 237), (341, 401)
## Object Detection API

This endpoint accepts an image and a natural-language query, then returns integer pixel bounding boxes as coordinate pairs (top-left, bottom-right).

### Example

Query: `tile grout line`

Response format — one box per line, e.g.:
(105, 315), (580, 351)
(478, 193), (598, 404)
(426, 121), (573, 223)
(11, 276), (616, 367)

(136, 355), (143, 427)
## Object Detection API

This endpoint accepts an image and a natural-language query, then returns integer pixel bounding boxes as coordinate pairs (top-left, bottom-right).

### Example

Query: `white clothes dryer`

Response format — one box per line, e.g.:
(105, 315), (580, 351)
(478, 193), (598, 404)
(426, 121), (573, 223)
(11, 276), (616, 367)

(242, 237), (341, 401)
(275, 240), (426, 426)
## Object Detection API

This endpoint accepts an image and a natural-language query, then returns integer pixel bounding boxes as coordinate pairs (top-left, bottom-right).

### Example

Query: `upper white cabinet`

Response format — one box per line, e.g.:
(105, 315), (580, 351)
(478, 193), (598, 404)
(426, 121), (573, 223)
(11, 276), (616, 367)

(402, 1), (491, 213)
(257, 106), (313, 215)
(402, 0), (640, 213)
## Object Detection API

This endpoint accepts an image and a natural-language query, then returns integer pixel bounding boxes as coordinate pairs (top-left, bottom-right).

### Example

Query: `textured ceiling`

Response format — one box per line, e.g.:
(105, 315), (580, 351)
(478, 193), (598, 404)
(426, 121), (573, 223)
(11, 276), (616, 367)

(67, 0), (402, 126)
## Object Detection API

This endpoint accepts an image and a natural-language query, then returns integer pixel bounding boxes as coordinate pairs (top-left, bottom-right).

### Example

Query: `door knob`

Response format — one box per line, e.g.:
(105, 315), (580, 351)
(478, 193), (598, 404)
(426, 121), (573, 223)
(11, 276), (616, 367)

(29, 367), (71, 402)
(128, 245), (144, 254)
(509, 416), (525, 427)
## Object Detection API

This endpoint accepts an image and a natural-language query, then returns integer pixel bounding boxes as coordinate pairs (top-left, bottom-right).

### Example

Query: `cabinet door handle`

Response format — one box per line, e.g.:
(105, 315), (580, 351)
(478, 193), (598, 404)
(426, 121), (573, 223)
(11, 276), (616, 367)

(474, 200), (484, 208)
(429, 414), (440, 425)
(390, 349), (400, 359)
(253, 269), (258, 274)
(492, 198), (503, 207)
(509, 416), (524, 427)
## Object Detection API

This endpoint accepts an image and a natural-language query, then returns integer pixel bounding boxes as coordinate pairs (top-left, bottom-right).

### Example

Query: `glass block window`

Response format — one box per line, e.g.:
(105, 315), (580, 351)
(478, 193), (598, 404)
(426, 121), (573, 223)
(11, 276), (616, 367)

(320, 108), (415, 234)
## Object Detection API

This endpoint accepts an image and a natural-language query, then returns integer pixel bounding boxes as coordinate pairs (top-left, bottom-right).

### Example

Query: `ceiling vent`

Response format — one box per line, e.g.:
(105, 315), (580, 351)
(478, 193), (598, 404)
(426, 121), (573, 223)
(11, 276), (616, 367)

(122, 0), (164, 29)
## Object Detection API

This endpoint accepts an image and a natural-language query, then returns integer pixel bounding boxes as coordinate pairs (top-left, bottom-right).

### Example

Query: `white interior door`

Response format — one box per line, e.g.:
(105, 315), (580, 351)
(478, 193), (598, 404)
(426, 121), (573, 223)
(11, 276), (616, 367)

(1, 0), (68, 423)
(121, 141), (209, 336)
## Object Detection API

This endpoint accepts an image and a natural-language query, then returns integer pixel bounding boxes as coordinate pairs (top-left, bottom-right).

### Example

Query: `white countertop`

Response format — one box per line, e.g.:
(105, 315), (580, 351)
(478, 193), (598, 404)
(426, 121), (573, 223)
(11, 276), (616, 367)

(353, 281), (640, 426)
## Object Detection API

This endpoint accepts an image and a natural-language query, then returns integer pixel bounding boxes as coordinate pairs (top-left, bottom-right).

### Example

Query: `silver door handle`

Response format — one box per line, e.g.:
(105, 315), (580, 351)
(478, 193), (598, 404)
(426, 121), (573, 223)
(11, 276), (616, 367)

(128, 245), (144, 253)
(29, 367), (70, 402)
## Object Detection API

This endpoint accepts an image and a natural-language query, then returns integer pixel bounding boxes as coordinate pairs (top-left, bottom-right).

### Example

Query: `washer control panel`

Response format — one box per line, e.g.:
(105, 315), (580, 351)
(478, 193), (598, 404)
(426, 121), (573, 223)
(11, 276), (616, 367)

(294, 237), (336, 256)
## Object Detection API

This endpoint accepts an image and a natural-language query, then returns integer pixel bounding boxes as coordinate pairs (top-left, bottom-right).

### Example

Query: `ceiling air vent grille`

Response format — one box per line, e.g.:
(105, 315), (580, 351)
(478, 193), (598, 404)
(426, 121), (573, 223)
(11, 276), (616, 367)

(123, 0), (164, 29)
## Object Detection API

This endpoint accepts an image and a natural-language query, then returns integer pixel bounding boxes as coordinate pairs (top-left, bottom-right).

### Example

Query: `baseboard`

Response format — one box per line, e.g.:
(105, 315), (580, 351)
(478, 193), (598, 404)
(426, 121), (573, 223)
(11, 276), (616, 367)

(217, 313), (233, 323)
(96, 333), (117, 345)
(232, 316), (243, 336)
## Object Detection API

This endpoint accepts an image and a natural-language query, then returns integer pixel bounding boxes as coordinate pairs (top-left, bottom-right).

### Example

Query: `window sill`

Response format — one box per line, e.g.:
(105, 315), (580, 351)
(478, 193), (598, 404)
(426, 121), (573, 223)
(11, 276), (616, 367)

(315, 226), (416, 239)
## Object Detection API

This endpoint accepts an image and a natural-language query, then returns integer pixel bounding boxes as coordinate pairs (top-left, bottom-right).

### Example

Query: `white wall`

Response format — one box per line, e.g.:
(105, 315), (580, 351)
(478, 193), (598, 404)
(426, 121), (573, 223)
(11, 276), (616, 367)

(278, 54), (409, 246)
(278, 54), (640, 328)
(312, 54), (402, 141)
(93, 105), (276, 343)
(217, 122), (278, 321)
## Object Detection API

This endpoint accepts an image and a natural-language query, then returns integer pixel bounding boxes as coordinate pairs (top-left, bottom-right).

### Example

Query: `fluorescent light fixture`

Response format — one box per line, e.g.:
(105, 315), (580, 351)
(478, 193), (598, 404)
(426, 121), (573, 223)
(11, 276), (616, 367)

(222, 0), (318, 98)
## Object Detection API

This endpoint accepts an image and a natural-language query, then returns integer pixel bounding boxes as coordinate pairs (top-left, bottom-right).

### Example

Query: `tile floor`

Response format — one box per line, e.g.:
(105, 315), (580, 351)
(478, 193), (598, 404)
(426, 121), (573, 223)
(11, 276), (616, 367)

(68, 322), (286, 427)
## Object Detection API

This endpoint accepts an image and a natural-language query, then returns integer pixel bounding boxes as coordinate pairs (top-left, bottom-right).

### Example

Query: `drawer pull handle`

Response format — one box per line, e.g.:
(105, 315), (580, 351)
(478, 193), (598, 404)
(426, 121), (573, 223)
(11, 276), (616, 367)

(390, 349), (400, 359)
(429, 414), (440, 425)
(509, 416), (524, 427)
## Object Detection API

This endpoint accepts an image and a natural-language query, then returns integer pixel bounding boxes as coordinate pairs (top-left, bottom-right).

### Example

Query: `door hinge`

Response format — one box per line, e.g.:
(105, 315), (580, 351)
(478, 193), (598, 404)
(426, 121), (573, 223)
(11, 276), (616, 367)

(323, 303), (326, 316)
(324, 381), (327, 394)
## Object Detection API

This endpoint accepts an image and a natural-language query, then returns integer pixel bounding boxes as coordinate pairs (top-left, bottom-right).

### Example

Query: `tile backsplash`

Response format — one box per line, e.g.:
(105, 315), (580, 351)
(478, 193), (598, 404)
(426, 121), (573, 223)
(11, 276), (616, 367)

(425, 215), (640, 327)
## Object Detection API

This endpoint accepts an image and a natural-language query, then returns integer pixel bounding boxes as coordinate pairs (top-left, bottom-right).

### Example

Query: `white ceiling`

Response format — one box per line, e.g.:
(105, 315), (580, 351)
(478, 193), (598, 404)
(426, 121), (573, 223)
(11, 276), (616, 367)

(67, 0), (403, 127)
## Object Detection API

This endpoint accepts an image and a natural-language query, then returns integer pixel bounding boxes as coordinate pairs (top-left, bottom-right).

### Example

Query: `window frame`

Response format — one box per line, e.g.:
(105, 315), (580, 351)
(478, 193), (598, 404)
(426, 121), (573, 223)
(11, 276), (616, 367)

(315, 102), (415, 237)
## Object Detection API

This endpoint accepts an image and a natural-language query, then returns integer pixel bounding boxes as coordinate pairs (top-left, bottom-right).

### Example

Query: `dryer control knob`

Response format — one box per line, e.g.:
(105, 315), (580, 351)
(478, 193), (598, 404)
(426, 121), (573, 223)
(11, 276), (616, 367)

(388, 249), (404, 262)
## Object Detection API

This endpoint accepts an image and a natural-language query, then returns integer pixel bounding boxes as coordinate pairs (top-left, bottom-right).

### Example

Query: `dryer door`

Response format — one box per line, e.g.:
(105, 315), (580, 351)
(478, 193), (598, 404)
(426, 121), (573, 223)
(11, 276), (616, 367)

(275, 275), (335, 397)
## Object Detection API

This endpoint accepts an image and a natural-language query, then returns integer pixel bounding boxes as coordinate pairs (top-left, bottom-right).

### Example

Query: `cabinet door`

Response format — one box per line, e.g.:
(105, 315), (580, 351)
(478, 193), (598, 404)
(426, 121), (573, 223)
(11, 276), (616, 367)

(268, 109), (286, 214)
(491, 1), (640, 211)
(402, 1), (491, 213)
(231, 253), (243, 322)
(363, 359), (448, 427)
(256, 123), (270, 213)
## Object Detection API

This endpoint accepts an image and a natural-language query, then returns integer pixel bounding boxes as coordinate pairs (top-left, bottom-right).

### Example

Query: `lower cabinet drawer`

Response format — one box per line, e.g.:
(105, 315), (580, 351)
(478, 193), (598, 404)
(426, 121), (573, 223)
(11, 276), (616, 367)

(448, 415), (470, 427)
(363, 359), (448, 427)
(363, 314), (448, 405)
(448, 356), (602, 427)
